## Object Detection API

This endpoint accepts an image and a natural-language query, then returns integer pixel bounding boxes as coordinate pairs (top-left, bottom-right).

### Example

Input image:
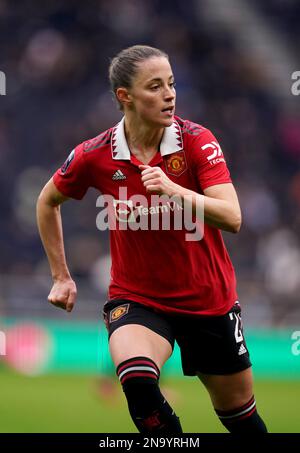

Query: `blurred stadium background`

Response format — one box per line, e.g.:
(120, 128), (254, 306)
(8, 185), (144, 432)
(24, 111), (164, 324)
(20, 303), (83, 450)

(0, 0), (300, 433)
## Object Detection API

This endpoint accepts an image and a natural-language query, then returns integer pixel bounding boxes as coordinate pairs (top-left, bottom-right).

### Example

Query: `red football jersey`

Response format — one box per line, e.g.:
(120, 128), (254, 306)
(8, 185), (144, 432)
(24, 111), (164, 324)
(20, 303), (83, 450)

(53, 116), (238, 316)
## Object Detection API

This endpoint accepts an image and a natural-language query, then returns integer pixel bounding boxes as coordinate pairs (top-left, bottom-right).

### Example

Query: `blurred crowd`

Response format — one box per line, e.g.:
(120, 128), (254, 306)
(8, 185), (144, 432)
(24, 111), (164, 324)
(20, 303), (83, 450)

(0, 0), (299, 326)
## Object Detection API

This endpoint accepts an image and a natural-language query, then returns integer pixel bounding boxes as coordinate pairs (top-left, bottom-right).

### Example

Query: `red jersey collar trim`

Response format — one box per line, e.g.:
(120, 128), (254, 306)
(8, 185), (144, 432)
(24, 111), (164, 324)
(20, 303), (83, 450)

(111, 117), (183, 160)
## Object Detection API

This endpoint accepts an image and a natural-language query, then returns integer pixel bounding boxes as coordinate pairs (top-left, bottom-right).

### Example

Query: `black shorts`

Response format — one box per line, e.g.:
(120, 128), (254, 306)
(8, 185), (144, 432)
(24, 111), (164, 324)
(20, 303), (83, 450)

(102, 299), (252, 376)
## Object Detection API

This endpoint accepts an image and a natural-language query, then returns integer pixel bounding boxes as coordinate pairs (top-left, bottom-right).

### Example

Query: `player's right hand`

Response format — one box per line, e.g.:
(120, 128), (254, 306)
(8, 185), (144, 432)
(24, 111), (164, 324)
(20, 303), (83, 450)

(48, 278), (77, 313)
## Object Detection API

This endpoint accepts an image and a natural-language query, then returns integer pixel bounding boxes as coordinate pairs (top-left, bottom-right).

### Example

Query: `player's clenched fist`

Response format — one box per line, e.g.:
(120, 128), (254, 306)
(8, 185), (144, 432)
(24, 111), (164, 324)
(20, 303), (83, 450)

(48, 278), (77, 313)
(139, 165), (178, 196)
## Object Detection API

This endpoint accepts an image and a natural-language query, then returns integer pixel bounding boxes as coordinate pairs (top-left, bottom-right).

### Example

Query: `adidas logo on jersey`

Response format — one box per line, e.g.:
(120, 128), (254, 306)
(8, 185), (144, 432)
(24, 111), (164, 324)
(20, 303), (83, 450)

(112, 169), (126, 180)
(238, 344), (247, 356)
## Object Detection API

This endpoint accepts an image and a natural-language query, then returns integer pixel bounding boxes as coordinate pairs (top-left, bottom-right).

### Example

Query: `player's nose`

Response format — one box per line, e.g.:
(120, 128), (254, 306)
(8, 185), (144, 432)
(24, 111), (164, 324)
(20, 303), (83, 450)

(163, 85), (175, 101)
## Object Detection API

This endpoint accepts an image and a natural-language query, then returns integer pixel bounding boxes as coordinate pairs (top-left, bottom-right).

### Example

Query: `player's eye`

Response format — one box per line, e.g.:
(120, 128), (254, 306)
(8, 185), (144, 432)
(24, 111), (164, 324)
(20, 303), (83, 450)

(150, 85), (160, 91)
(170, 82), (176, 88)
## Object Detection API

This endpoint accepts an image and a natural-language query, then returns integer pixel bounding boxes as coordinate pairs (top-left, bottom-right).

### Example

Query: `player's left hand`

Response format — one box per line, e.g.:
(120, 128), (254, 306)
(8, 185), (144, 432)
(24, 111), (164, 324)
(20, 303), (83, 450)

(139, 165), (178, 196)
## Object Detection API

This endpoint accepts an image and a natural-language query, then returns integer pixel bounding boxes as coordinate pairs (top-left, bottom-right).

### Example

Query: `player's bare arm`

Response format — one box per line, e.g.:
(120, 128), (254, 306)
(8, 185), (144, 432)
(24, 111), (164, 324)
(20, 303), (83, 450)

(140, 165), (241, 233)
(36, 178), (77, 312)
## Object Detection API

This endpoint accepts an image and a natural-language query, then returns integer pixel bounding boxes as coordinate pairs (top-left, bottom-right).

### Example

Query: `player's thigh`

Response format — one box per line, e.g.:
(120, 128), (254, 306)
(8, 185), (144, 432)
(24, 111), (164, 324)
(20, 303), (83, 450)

(198, 367), (254, 411)
(109, 324), (173, 369)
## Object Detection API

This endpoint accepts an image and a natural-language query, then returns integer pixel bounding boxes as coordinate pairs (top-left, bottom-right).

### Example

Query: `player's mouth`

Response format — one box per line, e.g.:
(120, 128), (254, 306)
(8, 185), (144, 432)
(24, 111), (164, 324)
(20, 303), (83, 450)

(161, 106), (175, 116)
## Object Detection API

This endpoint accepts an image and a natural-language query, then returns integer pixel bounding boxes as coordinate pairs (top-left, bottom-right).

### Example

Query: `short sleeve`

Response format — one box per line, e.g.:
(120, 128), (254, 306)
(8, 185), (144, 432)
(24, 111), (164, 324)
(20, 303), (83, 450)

(52, 144), (90, 200)
(190, 129), (232, 191)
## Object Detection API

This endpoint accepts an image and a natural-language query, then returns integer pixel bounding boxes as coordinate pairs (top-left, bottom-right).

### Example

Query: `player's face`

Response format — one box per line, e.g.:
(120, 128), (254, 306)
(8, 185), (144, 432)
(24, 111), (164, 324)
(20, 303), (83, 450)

(128, 57), (176, 127)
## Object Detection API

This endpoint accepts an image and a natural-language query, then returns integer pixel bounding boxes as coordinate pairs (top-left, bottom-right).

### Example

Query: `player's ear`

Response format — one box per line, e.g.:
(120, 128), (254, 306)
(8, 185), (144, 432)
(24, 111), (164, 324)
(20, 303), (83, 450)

(116, 87), (132, 109)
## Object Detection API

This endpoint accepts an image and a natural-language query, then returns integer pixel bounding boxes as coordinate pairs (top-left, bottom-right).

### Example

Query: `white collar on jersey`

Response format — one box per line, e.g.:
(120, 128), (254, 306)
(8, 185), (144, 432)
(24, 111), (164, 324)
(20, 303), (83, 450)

(111, 116), (183, 160)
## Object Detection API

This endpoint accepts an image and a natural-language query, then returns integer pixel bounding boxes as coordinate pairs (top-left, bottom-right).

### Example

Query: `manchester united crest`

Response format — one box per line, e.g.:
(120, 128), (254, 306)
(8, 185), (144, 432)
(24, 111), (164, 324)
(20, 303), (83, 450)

(164, 151), (187, 176)
(109, 304), (129, 323)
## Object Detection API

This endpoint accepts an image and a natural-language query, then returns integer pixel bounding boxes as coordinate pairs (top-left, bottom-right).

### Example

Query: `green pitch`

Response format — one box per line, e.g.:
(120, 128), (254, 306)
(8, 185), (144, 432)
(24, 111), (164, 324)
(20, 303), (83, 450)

(0, 368), (299, 433)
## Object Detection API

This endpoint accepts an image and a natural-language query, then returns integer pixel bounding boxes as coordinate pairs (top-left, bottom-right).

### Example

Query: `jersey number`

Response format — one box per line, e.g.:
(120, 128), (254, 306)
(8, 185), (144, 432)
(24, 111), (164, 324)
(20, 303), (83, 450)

(229, 312), (244, 343)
